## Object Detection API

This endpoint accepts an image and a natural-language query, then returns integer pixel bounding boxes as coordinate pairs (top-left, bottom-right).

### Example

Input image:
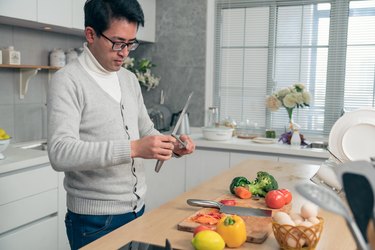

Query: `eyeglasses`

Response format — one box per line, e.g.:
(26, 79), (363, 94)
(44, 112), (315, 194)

(100, 33), (140, 51)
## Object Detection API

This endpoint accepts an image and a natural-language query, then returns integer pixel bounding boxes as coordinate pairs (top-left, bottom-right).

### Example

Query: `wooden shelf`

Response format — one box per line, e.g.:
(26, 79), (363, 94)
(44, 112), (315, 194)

(0, 64), (61, 70)
(0, 64), (61, 99)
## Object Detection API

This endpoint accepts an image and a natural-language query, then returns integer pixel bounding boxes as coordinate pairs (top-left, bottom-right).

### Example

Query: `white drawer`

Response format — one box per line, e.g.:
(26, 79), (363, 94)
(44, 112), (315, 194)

(0, 164), (57, 206)
(0, 215), (58, 250)
(0, 189), (58, 234)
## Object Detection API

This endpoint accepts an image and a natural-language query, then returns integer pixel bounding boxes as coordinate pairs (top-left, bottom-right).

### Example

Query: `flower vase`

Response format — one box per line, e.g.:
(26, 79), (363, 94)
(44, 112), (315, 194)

(285, 107), (295, 131)
(291, 129), (301, 147)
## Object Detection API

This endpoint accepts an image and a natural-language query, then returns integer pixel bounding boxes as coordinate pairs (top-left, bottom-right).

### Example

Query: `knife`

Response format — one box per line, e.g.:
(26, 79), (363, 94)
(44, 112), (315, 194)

(187, 199), (272, 217)
(155, 92), (194, 173)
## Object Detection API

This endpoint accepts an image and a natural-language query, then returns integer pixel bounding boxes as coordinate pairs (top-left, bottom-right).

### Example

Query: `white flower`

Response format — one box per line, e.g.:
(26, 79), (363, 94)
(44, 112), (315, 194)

(302, 92), (311, 105)
(123, 57), (134, 69)
(266, 95), (282, 111)
(266, 83), (311, 112)
(283, 93), (298, 108)
(122, 57), (161, 91)
(277, 88), (290, 98)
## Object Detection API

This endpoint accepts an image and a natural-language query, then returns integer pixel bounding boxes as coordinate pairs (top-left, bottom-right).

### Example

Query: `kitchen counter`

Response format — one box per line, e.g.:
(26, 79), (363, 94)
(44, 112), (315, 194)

(190, 134), (328, 159)
(81, 159), (356, 250)
(0, 142), (49, 174)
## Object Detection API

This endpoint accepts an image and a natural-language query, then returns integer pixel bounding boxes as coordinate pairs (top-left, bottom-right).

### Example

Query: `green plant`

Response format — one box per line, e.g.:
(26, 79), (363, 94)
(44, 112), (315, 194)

(122, 57), (161, 91)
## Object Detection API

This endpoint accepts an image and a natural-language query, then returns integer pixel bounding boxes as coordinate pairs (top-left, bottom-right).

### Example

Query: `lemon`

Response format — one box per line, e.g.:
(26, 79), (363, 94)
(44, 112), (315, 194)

(191, 230), (225, 250)
(0, 128), (5, 137)
(1, 134), (10, 140)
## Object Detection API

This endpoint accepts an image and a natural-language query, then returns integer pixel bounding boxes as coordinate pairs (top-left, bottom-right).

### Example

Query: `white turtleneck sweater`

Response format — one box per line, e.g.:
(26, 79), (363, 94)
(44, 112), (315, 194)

(78, 43), (121, 103)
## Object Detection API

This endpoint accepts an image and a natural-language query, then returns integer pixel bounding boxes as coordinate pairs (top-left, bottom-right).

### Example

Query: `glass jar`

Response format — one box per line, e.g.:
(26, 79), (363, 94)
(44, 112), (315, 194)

(49, 48), (66, 67)
(66, 49), (78, 64)
(207, 107), (219, 127)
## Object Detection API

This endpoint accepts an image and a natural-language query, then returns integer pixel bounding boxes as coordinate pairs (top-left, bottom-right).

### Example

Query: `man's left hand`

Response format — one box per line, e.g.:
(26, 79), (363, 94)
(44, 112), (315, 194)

(172, 134), (195, 156)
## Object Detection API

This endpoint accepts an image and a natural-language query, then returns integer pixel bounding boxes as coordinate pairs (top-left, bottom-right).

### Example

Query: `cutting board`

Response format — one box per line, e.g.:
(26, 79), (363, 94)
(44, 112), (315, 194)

(177, 193), (292, 244)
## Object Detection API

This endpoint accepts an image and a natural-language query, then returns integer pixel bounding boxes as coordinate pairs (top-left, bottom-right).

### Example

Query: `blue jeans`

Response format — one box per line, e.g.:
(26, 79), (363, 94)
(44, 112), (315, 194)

(65, 206), (145, 250)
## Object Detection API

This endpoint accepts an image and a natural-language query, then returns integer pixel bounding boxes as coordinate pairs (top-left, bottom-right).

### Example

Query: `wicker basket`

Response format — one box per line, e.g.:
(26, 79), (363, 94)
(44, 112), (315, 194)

(272, 217), (324, 250)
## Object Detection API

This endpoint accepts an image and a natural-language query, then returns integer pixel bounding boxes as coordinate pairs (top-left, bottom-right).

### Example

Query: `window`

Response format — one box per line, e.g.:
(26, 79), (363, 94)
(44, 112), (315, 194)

(212, 0), (375, 136)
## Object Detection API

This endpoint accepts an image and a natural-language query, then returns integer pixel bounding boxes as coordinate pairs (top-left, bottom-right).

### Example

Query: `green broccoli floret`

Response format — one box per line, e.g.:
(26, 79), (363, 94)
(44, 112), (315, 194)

(229, 176), (251, 194)
(247, 171), (278, 197)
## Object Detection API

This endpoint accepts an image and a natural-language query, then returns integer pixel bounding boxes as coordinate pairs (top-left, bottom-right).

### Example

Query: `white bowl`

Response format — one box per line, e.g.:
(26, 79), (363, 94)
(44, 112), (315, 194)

(0, 138), (11, 160)
(202, 127), (234, 141)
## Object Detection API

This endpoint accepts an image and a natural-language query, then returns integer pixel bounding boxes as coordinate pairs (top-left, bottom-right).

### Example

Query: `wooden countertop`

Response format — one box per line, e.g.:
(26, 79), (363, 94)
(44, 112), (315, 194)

(81, 159), (356, 250)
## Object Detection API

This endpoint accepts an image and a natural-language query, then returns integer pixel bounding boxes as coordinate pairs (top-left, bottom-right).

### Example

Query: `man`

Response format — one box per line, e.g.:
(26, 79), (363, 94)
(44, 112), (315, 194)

(47, 0), (195, 249)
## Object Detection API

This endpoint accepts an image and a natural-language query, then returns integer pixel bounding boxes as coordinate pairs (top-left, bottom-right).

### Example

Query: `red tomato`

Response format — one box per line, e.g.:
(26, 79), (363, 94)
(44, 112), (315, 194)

(278, 189), (292, 204)
(193, 225), (211, 236)
(219, 199), (236, 206)
(265, 190), (285, 209)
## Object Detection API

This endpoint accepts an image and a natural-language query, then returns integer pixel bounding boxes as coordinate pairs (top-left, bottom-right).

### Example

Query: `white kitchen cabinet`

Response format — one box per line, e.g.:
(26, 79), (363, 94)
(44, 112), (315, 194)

(143, 157), (186, 211)
(229, 152), (278, 168)
(0, 0), (155, 40)
(0, 216), (58, 250)
(0, 163), (59, 249)
(72, 0), (86, 30)
(278, 156), (324, 165)
(0, 0), (37, 22)
(58, 173), (70, 250)
(185, 149), (230, 191)
(137, 0), (156, 42)
(37, 0), (72, 28)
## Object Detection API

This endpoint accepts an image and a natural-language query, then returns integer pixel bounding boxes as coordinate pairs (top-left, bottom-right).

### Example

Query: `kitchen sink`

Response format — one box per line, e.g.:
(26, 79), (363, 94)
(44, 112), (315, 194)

(304, 141), (328, 149)
(20, 142), (48, 151)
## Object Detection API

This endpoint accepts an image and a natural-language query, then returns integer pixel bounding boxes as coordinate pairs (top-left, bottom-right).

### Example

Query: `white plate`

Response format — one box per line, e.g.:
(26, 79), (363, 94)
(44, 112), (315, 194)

(329, 108), (375, 162)
(252, 137), (278, 144)
(341, 122), (375, 161)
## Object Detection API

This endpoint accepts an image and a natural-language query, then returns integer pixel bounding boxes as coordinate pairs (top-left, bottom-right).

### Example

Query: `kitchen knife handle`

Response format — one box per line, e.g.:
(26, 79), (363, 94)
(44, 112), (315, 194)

(155, 160), (164, 173)
(187, 199), (221, 209)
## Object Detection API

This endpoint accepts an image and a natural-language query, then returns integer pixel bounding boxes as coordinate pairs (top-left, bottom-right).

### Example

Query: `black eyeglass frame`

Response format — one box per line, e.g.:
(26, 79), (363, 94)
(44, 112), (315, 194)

(100, 33), (140, 51)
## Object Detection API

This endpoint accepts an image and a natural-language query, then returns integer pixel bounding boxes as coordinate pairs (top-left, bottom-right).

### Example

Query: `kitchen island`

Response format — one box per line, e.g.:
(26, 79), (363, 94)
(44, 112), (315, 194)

(81, 159), (356, 250)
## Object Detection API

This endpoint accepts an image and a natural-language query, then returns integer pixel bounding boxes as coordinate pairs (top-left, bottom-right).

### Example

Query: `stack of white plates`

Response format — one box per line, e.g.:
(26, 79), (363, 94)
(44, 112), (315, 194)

(329, 107), (375, 162)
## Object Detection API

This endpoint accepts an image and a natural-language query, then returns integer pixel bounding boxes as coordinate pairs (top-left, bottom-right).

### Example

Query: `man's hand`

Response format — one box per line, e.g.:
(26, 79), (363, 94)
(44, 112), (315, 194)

(172, 134), (195, 156)
(131, 135), (176, 160)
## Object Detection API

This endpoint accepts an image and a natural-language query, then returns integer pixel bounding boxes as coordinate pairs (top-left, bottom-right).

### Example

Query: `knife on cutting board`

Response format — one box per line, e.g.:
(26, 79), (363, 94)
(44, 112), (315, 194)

(155, 92), (193, 173)
(187, 199), (272, 217)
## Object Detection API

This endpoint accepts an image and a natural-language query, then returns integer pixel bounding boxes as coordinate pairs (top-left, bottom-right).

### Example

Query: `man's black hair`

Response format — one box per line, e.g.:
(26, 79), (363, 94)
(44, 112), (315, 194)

(84, 0), (144, 36)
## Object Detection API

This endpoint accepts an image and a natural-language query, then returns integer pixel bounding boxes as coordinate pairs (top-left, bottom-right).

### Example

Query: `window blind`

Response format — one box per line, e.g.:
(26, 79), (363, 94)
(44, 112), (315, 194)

(213, 0), (375, 137)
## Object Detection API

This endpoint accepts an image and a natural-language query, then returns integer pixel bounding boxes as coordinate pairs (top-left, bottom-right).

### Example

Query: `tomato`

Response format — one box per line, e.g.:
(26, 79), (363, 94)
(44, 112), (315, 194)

(265, 190), (285, 209)
(278, 189), (292, 204)
(193, 225), (212, 236)
(219, 199), (236, 206)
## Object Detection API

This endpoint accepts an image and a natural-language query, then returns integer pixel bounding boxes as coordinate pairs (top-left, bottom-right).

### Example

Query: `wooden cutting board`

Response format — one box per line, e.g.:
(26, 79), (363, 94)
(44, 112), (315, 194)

(177, 193), (292, 244)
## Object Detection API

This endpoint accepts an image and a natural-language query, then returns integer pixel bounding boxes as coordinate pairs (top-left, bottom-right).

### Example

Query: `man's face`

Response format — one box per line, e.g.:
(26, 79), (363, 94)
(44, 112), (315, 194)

(85, 19), (138, 72)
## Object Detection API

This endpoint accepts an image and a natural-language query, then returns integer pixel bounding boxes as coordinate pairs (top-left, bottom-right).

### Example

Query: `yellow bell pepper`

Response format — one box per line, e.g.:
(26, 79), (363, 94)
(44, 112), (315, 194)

(216, 215), (247, 248)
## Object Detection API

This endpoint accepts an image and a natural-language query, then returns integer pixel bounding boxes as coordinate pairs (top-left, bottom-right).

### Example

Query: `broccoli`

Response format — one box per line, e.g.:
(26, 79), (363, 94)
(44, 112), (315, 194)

(229, 176), (251, 194)
(247, 171), (279, 197)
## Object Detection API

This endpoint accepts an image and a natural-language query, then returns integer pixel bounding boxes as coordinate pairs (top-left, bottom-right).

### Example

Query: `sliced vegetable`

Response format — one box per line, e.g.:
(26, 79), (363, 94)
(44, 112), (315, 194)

(219, 199), (236, 206)
(234, 186), (252, 199)
(216, 215), (247, 248)
(229, 176), (251, 194)
(265, 190), (285, 209)
(191, 210), (224, 225)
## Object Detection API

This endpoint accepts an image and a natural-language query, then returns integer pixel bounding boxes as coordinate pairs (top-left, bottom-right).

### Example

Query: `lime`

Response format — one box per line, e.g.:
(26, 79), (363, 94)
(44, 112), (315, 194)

(191, 230), (225, 250)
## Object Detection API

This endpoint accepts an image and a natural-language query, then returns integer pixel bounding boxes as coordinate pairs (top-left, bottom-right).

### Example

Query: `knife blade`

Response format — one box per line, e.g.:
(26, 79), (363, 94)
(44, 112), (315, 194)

(155, 92), (194, 173)
(187, 199), (272, 217)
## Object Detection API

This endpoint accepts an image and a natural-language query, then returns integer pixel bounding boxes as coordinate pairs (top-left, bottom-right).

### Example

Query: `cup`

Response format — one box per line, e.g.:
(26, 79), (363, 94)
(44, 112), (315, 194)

(265, 129), (276, 138)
